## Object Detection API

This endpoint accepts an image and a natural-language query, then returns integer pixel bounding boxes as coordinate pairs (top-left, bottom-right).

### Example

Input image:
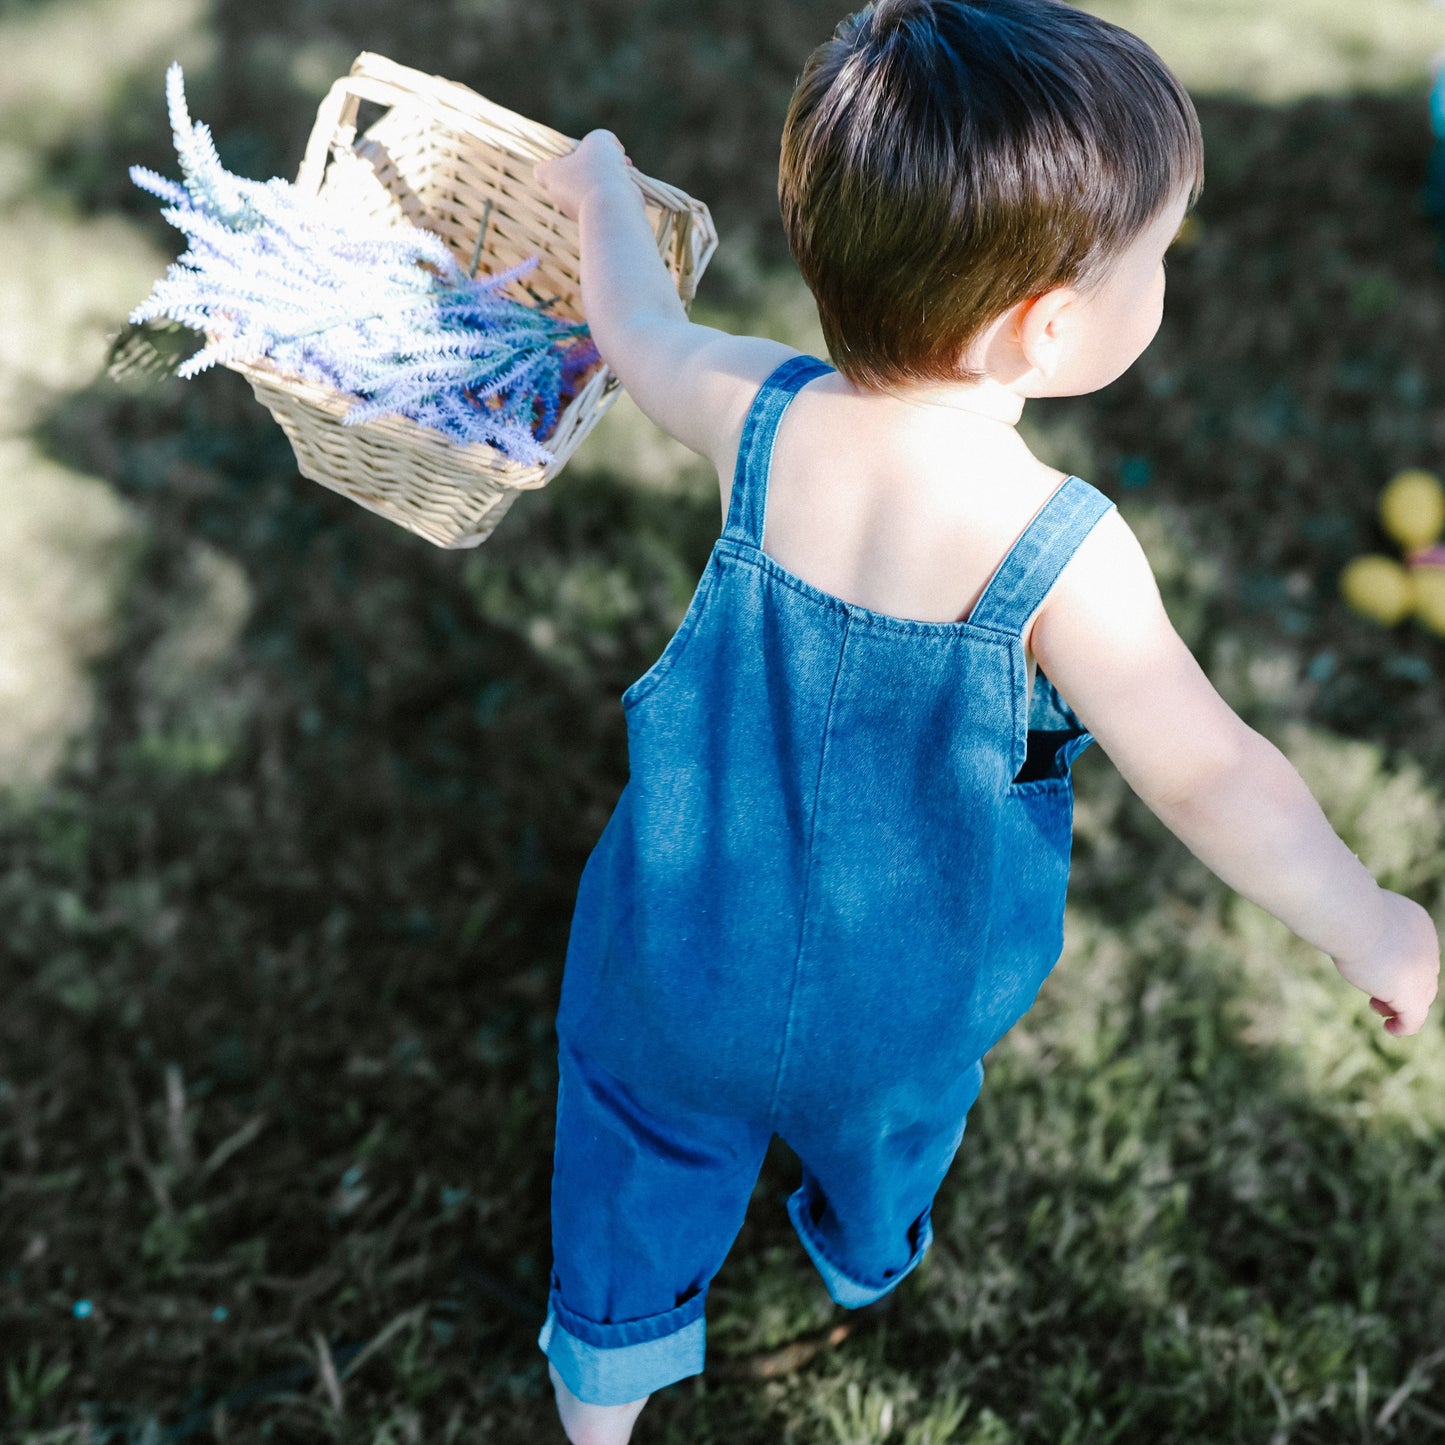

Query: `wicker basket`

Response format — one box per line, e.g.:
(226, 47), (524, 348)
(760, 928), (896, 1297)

(226, 52), (718, 548)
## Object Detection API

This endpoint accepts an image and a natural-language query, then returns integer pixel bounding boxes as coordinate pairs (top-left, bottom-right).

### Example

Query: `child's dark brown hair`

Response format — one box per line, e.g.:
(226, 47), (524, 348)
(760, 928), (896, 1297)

(779, 0), (1204, 388)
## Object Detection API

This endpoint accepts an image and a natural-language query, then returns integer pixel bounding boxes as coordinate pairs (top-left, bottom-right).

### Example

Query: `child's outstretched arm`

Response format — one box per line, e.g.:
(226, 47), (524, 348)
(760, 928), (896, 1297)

(533, 130), (796, 481)
(1032, 508), (1440, 1037)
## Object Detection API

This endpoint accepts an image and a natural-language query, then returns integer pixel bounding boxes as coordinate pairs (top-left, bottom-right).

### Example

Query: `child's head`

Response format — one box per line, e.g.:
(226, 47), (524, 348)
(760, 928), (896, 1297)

(779, 0), (1204, 392)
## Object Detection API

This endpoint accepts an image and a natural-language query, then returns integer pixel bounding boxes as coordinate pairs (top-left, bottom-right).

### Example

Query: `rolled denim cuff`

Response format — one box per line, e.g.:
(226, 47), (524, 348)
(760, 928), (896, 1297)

(787, 1186), (933, 1308)
(538, 1298), (705, 1406)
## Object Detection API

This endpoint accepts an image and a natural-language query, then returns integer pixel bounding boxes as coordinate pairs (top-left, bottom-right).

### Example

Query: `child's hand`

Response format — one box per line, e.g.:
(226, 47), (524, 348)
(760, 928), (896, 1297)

(1331, 890), (1440, 1037)
(534, 130), (638, 223)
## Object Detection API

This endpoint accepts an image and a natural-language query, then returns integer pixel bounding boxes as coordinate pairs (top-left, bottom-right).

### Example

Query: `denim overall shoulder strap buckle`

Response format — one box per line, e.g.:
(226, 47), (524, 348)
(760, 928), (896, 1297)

(965, 475), (1116, 636)
(723, 353), (836, 548)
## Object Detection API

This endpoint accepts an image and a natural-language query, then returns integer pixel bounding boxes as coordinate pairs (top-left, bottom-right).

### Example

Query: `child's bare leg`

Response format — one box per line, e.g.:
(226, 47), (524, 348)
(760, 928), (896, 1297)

(549, 1363), (650, 1445)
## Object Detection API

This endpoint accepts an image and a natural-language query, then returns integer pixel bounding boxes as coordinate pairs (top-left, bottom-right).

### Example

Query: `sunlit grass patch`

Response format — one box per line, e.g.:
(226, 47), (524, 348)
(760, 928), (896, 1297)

(0, 436), (138, 789)
(809, 1370), (976, 1445)
(0, 201), (167, 790)
(922, 893), (1445, 1438)
(1217, 724), (1445, 1136)
(0, 0), (210, 156)
(0, 206), (168, 423)
(1083, 0), (1445, 100)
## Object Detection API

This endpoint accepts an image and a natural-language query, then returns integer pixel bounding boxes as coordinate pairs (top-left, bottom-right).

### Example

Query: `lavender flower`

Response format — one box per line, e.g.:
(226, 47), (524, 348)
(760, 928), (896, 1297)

(129, 63), (598, 466)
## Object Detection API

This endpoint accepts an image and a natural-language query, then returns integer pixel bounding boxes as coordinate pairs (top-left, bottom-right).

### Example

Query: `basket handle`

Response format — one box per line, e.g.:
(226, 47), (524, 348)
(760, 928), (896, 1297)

(296, 70), (421, 197)
(297, 52), (718, 301)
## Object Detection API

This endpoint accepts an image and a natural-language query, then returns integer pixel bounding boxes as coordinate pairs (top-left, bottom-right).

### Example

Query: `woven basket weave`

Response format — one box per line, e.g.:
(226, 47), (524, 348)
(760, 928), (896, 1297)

(226, 52), (718, 548)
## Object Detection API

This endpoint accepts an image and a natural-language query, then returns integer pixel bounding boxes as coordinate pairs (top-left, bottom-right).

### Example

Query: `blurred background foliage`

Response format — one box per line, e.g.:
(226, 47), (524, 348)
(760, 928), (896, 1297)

(6, 0), (1445, 1441)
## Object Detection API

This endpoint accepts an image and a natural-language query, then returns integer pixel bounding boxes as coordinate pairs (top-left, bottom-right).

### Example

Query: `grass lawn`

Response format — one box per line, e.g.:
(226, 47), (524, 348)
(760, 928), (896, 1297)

(5, 1), (1445, 1441)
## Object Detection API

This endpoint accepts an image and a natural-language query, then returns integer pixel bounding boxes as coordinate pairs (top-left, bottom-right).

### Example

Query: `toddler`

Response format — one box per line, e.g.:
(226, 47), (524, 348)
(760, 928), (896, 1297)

(532, 2), (1441, 1440)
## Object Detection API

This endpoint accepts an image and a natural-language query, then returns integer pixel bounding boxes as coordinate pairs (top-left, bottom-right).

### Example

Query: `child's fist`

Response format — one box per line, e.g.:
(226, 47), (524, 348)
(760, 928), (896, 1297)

(534, 130), (637, 222)
(1332, 890), (1440, 1037)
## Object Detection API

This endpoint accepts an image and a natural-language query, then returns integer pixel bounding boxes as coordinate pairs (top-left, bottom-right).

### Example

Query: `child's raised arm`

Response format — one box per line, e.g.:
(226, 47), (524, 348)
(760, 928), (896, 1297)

(533, 130), (796, 477)
(1032, 507), (1440, 1037)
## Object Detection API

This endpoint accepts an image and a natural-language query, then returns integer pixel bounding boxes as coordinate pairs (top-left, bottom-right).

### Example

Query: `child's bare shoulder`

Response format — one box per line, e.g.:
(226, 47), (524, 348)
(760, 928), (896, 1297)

(1032, 506), (1248, 810)
(1031, 505), (1167, 670)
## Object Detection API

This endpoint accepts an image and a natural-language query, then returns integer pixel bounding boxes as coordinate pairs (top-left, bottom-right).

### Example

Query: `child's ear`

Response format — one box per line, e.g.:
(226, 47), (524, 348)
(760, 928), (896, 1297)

(1014, 287), (1078, 381)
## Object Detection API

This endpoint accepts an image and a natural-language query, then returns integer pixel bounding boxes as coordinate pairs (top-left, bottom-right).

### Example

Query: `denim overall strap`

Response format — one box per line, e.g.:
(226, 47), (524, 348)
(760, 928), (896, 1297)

(723, 354), (836, 548)
(966, 475), (1115, 636)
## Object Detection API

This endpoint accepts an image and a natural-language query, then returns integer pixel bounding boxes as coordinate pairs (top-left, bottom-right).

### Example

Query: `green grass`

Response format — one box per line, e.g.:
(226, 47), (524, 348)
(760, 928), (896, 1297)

(1088, 0), (1445, 102)
(5, 1), (1445, 1441)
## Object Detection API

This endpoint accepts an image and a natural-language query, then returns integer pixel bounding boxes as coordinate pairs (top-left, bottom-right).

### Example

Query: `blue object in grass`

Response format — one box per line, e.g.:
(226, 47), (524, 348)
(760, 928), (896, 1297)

(1119, 455), (1152, 490)
(128, 64), (599, 466)
(72, 1299), (93, 1319)
(1425, 52), (1445, 255)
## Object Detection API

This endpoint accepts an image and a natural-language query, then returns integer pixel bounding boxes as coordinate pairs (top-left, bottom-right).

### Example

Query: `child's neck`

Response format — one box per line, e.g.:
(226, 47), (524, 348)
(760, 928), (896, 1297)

(868, 375), (1024, 427)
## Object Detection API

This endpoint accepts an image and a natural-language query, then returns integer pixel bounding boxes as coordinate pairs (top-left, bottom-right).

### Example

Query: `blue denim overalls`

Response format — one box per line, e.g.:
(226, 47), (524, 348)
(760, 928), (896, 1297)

(539, 354), (1115, 1404)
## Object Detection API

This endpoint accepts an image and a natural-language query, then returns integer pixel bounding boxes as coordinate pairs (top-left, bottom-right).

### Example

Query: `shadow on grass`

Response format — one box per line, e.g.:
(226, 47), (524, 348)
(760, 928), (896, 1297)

(1, 360), (728, 1440)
